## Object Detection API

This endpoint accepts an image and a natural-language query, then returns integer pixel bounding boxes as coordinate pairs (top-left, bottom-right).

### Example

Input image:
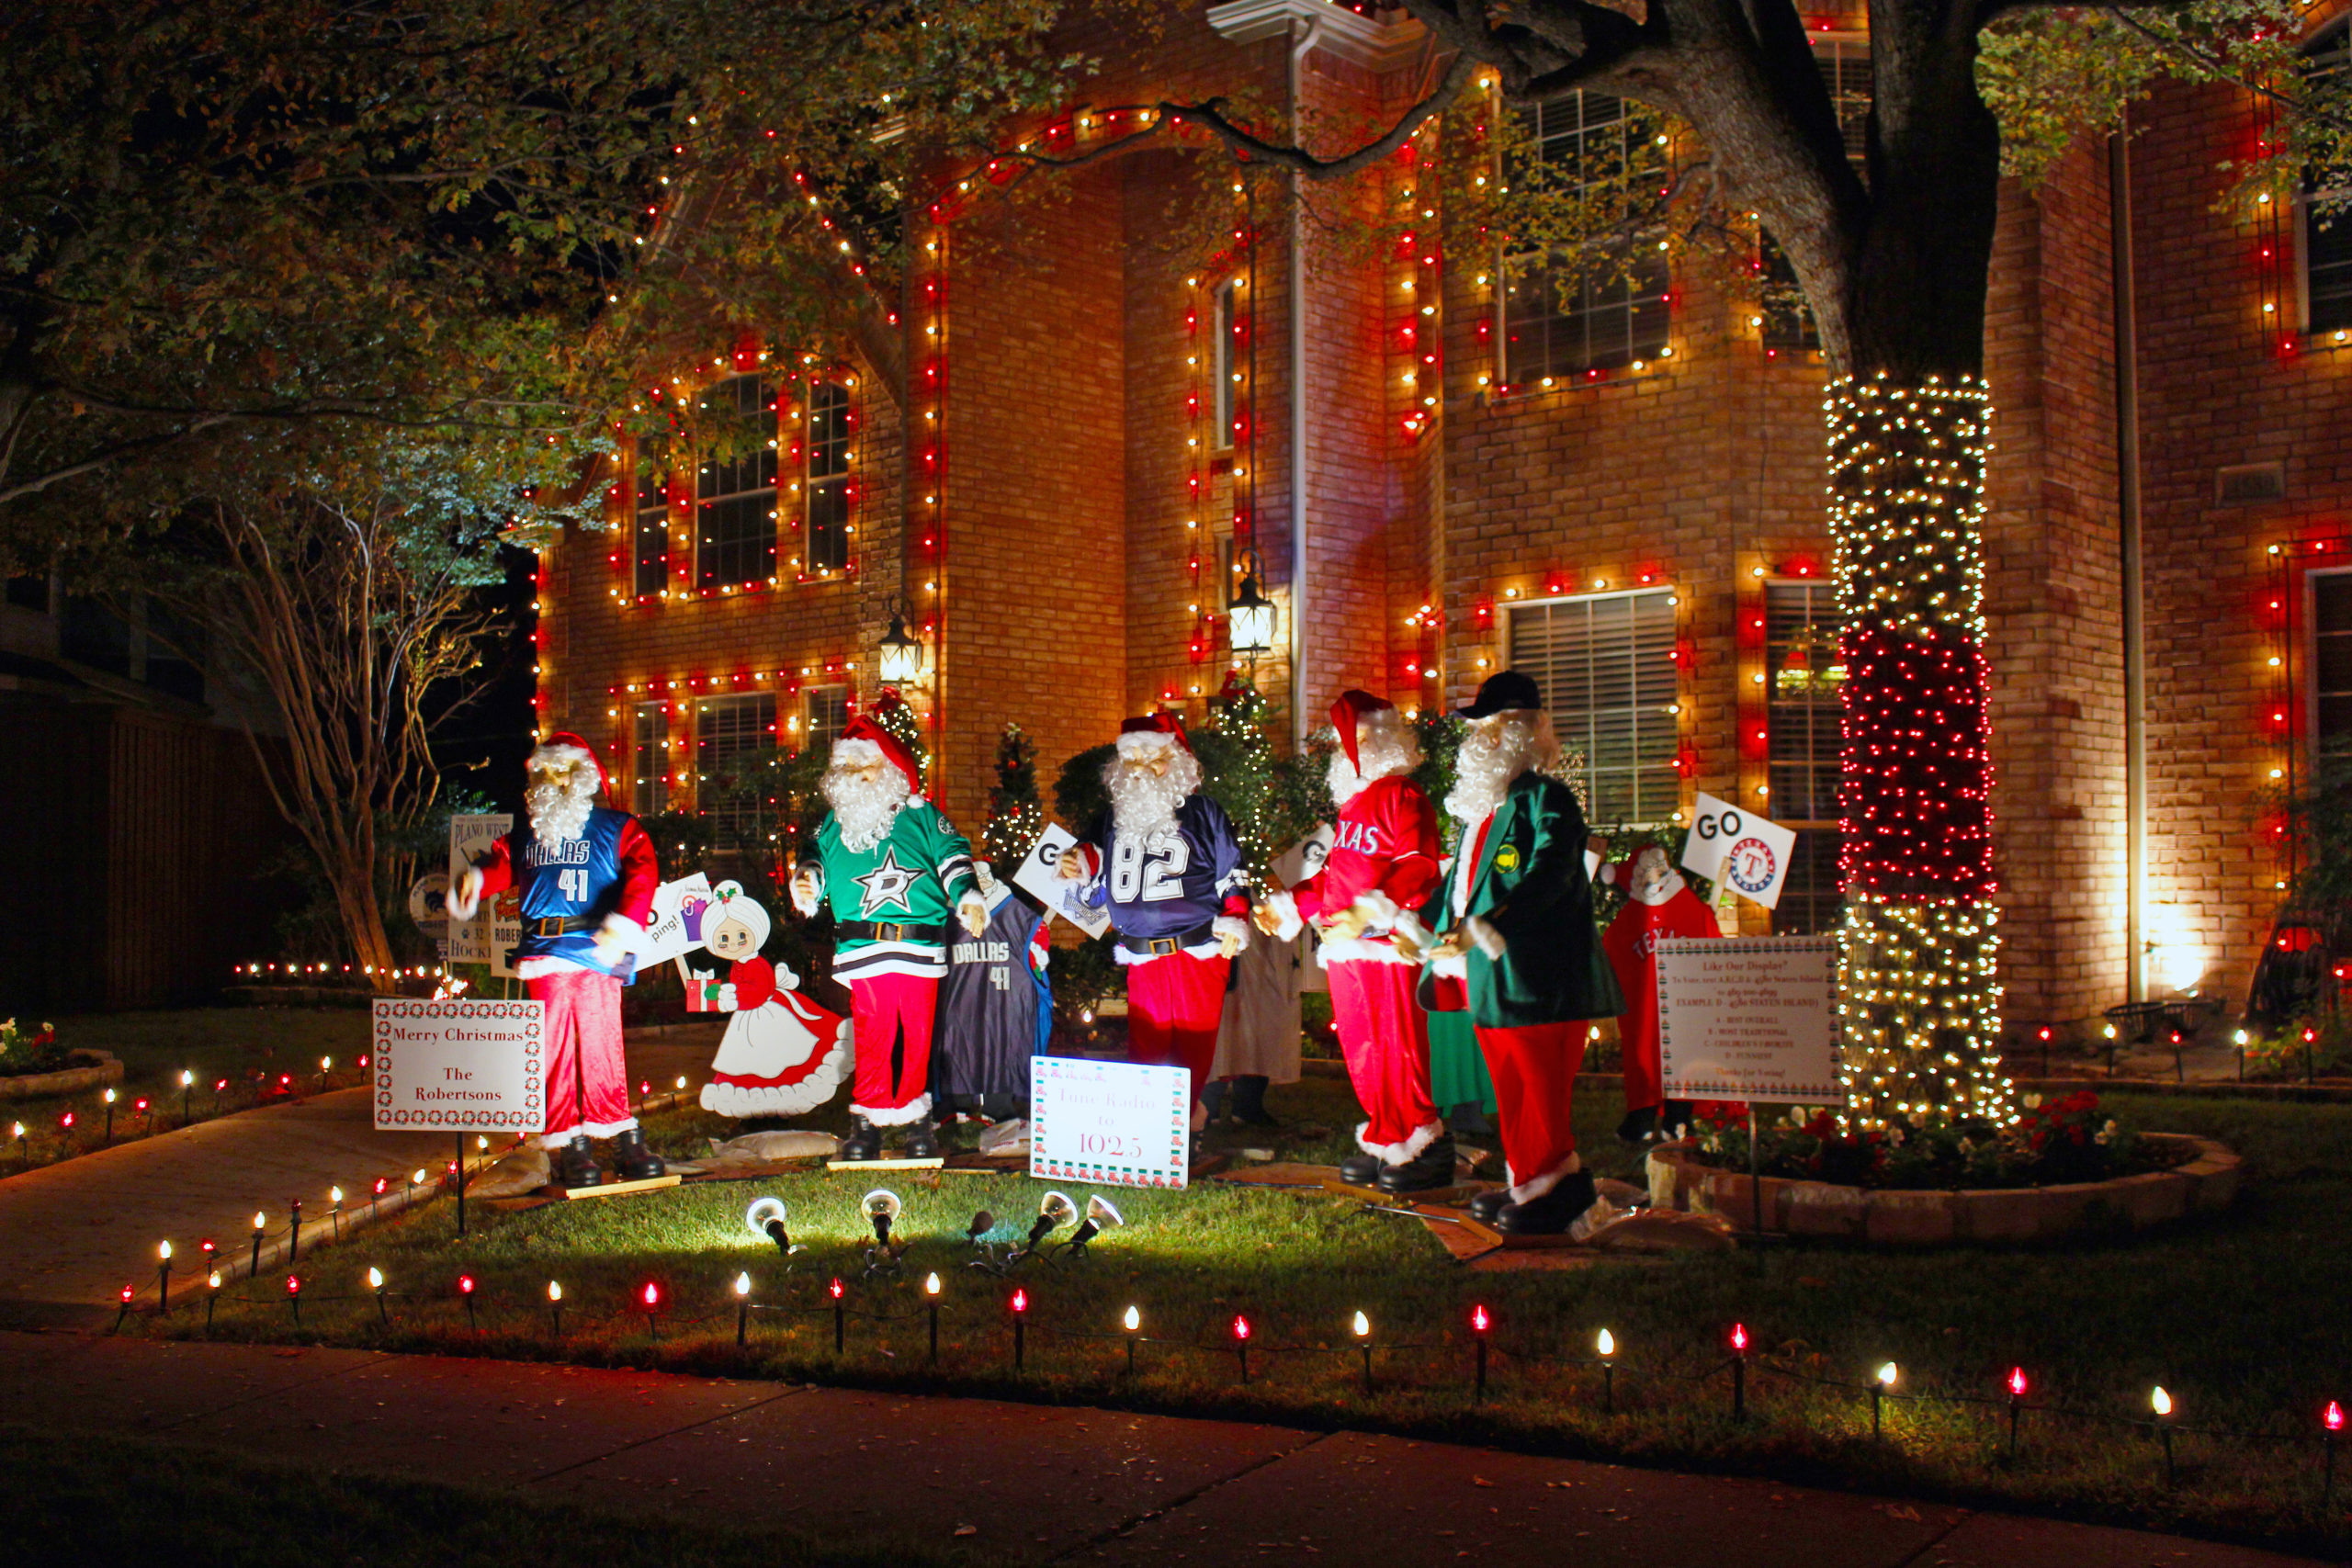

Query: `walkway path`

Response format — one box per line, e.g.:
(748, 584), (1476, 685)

(0, 1331), (2318, 1568)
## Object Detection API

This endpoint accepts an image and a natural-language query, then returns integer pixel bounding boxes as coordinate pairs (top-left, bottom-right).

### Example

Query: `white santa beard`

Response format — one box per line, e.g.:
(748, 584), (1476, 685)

(527, 773), (598, 852)
(1104, 749), (1200, 837)
(1443, 720), (1541, 825)
(822, 766), (910, 852)
(1328, 726), (1421, 805)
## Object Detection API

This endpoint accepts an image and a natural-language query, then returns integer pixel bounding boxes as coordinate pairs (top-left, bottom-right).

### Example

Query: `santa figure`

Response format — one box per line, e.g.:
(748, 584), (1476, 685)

(1059, 714), (1251, 1139)
(1260, 692), (1450, 1193)
(449, 733), (662, 1189)
(1599, 845), (1718, 1144)
(1419, 672), (1624, 1235)
(789, 716), (988, 1160)
(693, 881), (852, 1118)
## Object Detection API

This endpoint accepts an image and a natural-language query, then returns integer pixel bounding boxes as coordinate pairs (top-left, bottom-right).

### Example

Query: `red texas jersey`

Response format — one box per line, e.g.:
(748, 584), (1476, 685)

(1291, 774), (1441, 939)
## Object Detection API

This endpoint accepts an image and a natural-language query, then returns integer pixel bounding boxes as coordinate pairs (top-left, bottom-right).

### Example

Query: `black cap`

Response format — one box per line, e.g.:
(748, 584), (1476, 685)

(1457, 670), (1543, 719)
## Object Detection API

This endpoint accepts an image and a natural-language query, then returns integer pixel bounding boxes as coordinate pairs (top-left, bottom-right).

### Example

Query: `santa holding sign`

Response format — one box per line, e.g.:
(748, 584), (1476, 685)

(790, 716), (989, 1161)
(448, 733), (663, 1189)
(1599, 845), (1719, 1144)
(1260, 691), (1451, 1192)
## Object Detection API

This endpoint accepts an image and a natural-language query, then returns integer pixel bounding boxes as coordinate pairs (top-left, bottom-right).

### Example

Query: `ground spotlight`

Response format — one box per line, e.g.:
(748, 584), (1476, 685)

(1063, 1194), (1124, 1257)
(746, 1196), (797, 1256)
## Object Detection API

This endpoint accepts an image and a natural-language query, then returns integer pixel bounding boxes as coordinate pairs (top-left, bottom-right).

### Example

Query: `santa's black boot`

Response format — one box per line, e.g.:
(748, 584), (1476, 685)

(1615, 1105), (1662, 1145)
(552, 1136), (603, 1190)
(900, 1118), (940, 1160)
(1339, 1151), (1382, 1188)
(613, 1127), (665, 1181)
(835, 1116), (882, 1162)
(1497, 1168), (1599, 1236)
(1229, 1074), (1280, 1128)
(1200, 1079), (1231, 1126)
(1466, 1189), (1510, 1225)
(1376, 1133), (1459, 1194)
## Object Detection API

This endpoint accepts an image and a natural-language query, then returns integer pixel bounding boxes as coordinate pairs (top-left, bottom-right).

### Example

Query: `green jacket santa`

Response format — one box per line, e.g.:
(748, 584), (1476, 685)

(789, 715), (987, 1158)
(1418, 671), (1623, 1236)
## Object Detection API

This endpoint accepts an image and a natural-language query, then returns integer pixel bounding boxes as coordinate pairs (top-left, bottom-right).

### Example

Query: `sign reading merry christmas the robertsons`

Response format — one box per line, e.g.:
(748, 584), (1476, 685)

(1656, 935), (1843, 1103)
(372, 998), (544, 1132)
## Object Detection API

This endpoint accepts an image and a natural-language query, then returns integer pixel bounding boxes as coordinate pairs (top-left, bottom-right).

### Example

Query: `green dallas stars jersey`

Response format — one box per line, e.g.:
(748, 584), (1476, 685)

(813, 799), (981, 980)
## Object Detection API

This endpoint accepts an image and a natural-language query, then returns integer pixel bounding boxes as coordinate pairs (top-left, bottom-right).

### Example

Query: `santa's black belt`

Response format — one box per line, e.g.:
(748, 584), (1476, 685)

(1118, 921), (1216, 959)
(528, 915), (599, 936)
(839, 919), (946, 943)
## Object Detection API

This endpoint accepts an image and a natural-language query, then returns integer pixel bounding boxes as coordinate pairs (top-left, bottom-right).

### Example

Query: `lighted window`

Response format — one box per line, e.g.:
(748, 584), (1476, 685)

(631, 702), (669, 815)
(1765, 581), (1846, 936)
(806, 683), (849, 757)
(1507, 588), (1678, 825)
(694, 376), (778, 589)
(2311, 570), (2352, 753)
(806, 383), (851, 574)
(695, 692), (777, 841)
(1501, 92), (1668, 379)
(631, 467), (669, 597)
(1213, 280), (1239, 449)
(2302, 25), (2352, 336)
(1760, 38), (1871, 354)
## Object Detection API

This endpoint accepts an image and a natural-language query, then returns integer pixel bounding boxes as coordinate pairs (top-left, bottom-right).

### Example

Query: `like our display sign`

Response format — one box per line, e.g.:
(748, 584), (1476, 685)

(1678, 791), (1798, 910)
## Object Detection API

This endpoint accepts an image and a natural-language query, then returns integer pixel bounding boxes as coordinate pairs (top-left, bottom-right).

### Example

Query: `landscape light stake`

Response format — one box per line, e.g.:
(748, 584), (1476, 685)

(1872, 1363), (1897, 1438)
(548, 1281), (563, 1337)
(1012, 1289), (1029, 1372)
(2153, 1387), (2176, 1486)
(1731, 1324), (1748, 1422)
(103, 1088), (116, 1145)
(1471, 1306), (1489, 1402)
(180, 1070), (194, 1128)
(735, 1273), (752, 1348)
(330, 1188), (345, 1245)
(924, 1273), (941, 1365)
(370, 1269), (388, 1326)
(641, 1281), (662, 1341)
(2007, 1368), (2028, 1458)
(1597, 1329), (1617, 1414)
(1235, 1314), (1251, 1386)
(115, 1283), (134, 1332)
(205, 1271), (220, 1333)
(138, 1097), (152, 1136)
(287, 1274), (303, 1329)
(250, 1212), (265, 1279)
(830, 1278), (845, 1351)
(1353, 1313), (1374, 1393)
(1125, 1306), (1141, 1377)
(288, 1198), (303, 1264)
(12, 1121), (24, 1165)
(460, 1275), (479, 1334)
(2326, 1403), (2343, 1505)
(156, 1242), (173, 1314)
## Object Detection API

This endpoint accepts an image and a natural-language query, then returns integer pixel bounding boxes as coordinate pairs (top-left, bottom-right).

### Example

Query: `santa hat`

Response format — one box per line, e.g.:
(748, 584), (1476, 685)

(528, 732), (605, 795)
(1329, 689), (1396, 773)
(1116, 712), (1192, 757)
(833, 715), (923, 796)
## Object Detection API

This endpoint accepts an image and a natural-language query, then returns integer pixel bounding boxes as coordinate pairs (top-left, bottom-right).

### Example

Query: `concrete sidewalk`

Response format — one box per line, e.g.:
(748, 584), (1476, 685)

(0, 1331), (2317, 1567)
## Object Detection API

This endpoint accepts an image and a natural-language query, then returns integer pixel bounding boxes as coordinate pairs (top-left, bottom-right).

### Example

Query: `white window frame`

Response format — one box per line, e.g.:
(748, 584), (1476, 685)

(1504, 585), (1679, 828)
(693, 375), (780, 589)
(2306, 566), (2352, 760)
(631, 701), (671, 816)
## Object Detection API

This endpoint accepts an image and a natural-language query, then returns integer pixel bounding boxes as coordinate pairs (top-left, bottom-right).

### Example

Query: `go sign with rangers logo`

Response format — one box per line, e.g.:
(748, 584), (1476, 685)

(1678, 792), (1798, 911)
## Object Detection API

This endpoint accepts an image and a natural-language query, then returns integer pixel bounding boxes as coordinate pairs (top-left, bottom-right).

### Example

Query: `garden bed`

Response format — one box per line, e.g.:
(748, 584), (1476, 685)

(1645, 1132), (2243, 1244)
(0, 1049), (121, 1101)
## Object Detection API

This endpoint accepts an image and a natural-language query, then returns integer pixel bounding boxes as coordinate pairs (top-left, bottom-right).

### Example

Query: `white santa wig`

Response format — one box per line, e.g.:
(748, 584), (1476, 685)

(1327, 705), (1423, 806)
(1442, 709), (1561, 826)
(821, 736), (912, 853)
(707, 880), (773, 949)
(1103, 728), (1202, 836)
(526, 734), (603, 852)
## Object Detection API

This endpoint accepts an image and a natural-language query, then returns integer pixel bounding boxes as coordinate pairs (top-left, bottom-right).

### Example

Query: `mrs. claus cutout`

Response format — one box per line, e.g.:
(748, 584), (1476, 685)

(688, 882), (853, 1117)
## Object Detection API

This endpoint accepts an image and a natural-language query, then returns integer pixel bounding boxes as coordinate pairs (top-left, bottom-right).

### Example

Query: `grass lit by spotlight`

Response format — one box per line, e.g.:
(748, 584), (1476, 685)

(162, 1076), (2352, 1555)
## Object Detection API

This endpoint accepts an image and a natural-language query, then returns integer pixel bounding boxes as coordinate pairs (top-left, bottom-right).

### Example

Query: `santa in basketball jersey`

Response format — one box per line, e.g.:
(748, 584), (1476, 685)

(449, 733), (662, 1189)
(1261, 691), (1450, 1192)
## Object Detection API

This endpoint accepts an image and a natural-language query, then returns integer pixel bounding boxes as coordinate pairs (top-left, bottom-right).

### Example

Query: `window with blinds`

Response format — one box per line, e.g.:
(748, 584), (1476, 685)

(631, 468), (669, 598)
(631, 702), (670, 816)
(695, 375), (779, 589)
(1508, 589), (1678, 825)
(2305, 24), (2352, 335)
(1766, 580), (1846, 935)
(695, 693), (776, 840)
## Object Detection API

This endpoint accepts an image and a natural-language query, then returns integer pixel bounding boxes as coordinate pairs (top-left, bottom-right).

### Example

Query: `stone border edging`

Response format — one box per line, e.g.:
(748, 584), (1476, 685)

(0, 1050), (124, 1101)
(1644, 1133), (2242, 1245)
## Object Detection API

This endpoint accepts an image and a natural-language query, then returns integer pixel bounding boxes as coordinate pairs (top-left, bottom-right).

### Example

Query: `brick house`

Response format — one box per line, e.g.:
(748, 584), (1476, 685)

(532, 0), (2352, 1037)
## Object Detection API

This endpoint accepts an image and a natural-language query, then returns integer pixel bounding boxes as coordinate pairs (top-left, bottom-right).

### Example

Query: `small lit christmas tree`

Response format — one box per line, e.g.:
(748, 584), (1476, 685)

(868, 685), (932, 785)
(983, 721), (1046, 866)
(1195, 672), (1283, 877)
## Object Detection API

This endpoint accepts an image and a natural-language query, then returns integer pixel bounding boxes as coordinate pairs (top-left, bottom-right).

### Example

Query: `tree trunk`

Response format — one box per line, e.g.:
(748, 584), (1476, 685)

(1811, 32), (2011, 1126)
(328, 842), (401, 995)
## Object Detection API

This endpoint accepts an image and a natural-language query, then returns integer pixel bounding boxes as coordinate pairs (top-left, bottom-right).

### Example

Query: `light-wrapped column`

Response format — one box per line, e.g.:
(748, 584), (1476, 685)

(1826, 374), (2014, 1127)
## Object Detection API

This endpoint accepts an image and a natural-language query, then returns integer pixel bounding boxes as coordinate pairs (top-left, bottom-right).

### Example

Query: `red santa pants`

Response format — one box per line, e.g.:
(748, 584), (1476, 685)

(1474, 1022), (1589, 1200)
(1622, 1017), (1663, 1115)
(1125, 952), (1230, 1104)
(527, 966), (636, 1147)
(1328, 958), (1442, 1161)
(849, 973), (938, 1125)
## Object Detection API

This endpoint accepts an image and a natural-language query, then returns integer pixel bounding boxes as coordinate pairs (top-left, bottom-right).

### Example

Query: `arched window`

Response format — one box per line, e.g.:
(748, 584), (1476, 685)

(695, 375), (778, 588)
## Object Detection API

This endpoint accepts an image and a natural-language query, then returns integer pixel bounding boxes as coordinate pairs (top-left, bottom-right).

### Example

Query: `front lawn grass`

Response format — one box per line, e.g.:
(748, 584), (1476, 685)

(153, 1075), (2352, 1556)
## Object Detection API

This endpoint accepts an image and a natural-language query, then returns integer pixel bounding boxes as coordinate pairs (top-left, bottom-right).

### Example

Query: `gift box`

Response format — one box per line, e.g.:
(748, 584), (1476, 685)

(683, 976), (726, 1013)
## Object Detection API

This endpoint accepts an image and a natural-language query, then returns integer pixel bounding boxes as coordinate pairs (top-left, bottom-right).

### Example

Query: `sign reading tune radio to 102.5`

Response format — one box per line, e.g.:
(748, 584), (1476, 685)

(1030, 1056), (1192, 1189)
(372, 998), (545, 1132)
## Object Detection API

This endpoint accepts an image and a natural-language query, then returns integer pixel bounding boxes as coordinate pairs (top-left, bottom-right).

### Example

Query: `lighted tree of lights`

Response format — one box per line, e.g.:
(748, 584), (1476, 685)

(982, 721), (1046, 867)
(1827, 375), (2012, 1127)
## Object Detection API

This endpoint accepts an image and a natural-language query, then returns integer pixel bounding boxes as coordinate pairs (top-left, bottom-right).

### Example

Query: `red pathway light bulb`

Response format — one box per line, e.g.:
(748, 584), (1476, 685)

(1731, 1322), (1748, 1352)
(2007, 1366), (2029, 1398)
(2328, 1400), (2346, 1432)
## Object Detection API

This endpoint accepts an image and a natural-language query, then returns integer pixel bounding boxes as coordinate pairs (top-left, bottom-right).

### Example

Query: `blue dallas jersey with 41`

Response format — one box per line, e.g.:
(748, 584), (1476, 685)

(503, 808), (643, 979)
